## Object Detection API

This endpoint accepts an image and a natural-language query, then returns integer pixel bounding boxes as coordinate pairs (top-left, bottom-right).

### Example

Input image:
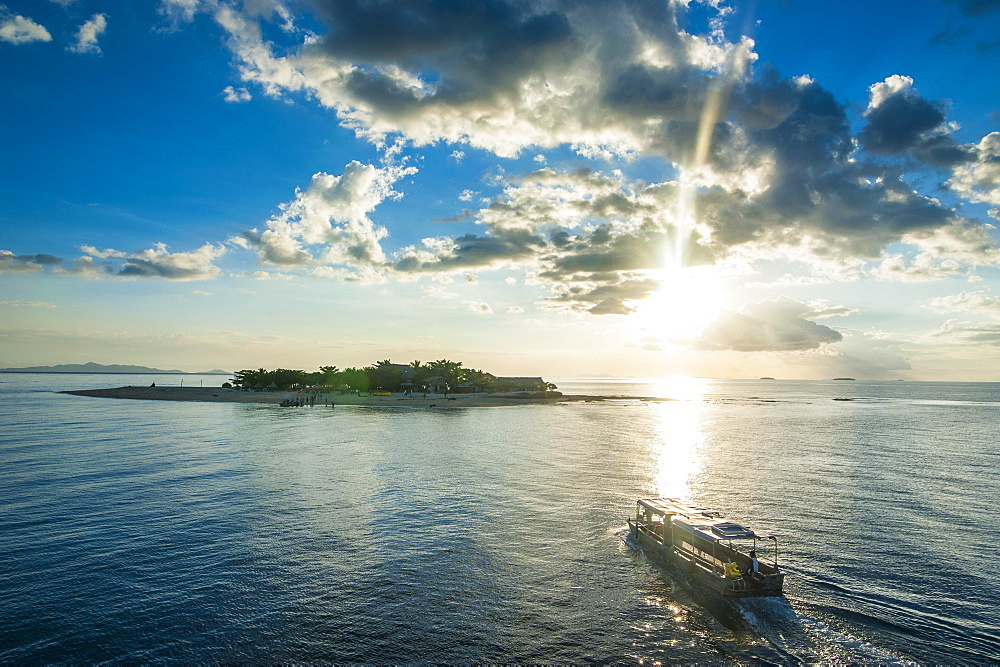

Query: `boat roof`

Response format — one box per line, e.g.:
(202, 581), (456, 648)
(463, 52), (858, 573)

(637, 497), (759, 542)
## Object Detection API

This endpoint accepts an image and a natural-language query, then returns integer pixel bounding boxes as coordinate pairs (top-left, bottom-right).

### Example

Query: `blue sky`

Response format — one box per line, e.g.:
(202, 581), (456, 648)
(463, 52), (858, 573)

(2, 0), (1000, 380)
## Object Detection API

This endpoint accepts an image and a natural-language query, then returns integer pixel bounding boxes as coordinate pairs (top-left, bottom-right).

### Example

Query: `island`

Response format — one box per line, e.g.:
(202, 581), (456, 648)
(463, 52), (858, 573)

(60, 359), (587, 407)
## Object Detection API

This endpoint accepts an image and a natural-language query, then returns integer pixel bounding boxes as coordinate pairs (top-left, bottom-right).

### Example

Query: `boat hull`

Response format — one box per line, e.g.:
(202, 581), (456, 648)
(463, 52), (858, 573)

(629, 520), (784, 597)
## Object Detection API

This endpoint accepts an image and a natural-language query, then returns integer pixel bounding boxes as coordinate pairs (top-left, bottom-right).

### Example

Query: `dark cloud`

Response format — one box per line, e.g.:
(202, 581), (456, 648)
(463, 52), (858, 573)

(543, 228), (714, 275)
(393, 229), (545, 272)
(858, 82), (971, 166)
(861, 89), (947, 154)
(312, 0), (575, 108)
(602, 63), (706, 120)
(0, 251), (62, 273)
(696, 76), (964, 256)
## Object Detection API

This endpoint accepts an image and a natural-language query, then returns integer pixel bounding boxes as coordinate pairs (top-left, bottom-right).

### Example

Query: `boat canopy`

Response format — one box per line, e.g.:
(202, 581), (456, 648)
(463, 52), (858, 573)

(636, 498), (759, 543)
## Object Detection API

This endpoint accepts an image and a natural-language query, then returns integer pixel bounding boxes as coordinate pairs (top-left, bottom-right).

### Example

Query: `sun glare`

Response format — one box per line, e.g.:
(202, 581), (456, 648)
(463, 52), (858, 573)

(650, 377), (708, 498)
(634, 267), (724, 344)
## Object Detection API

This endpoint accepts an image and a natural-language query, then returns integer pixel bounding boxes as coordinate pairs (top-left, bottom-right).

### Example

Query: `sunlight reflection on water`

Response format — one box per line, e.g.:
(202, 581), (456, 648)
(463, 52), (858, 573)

(650, 377), (707, 499)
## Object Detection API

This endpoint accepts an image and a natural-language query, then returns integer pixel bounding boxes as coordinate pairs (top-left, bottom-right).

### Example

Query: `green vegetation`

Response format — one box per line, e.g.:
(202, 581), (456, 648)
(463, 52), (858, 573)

(228, 359), (552, 393)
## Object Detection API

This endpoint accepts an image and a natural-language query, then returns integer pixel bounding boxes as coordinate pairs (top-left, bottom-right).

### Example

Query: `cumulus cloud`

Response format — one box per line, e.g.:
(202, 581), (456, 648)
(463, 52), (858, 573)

(694, 297), (845, 351)
(0, 7), (51, 43)
(67, 13), (107, 55)
(234, 159), (417, 278)
(948, 131), (1000, 206)
(859, 75), (969, 166)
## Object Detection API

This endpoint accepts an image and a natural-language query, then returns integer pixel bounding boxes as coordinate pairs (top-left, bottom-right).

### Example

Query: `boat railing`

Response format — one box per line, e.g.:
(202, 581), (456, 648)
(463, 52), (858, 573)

(634, 521), (664, 545)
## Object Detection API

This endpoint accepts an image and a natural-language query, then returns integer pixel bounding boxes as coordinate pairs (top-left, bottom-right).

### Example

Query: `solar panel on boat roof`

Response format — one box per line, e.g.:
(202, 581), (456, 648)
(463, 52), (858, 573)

(711, 522), (757, 539)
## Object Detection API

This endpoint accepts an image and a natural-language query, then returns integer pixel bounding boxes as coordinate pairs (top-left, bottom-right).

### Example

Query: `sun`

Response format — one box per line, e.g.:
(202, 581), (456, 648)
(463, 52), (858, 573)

(633, 266), (725, 344)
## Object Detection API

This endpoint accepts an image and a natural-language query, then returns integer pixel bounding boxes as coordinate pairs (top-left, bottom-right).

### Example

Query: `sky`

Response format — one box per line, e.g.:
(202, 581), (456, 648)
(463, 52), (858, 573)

(2, 0), (1000, 380)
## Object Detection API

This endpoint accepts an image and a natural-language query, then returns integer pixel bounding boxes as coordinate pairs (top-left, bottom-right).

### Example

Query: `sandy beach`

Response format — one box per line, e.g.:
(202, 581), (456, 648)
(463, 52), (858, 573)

(60, 385), (593, 407)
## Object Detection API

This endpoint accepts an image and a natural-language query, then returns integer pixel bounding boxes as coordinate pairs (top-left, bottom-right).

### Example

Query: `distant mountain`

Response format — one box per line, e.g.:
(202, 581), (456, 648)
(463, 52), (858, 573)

(0, 362), (230, 375)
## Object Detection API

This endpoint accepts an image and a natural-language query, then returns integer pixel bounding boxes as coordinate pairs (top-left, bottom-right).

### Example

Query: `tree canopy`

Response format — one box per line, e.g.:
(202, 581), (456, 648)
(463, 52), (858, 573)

(227, 358), (540, 393)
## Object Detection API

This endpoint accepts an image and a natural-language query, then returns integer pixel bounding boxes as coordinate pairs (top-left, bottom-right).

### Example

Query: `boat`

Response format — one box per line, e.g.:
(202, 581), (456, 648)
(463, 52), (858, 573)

(627, 497), (784, 597)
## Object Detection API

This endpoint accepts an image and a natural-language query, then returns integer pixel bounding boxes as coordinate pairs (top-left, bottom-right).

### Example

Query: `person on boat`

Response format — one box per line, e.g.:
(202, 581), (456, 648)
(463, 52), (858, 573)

(745, 550), (760, 578)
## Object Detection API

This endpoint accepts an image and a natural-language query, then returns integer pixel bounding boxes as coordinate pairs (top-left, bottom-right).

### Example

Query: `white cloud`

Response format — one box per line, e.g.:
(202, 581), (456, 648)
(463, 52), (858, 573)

(222, 85), (252, 102)
(866, 74), (913, 111)
(235, 159), (417, 277)
(0, 8), (52, 44)
(62, 243), (225, 280)
(80, 245), (126, 259)
(948, 132), (1000, 206)
(158, 0), (200, 25)
(927, 290), (1000, 315)
(67, 13), (107, 55)
(120, 243), (225, 280)
(465, 300), (493, 314)
(930, 319), (1000, 346)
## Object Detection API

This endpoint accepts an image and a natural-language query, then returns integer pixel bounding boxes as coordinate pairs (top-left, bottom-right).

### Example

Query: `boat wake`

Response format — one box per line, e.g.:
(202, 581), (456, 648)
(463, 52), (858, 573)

(737, 596), (909, 664)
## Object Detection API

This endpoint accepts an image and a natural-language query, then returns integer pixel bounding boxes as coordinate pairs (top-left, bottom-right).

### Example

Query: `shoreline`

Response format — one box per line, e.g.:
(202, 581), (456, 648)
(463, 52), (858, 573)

(58, 385), (599, 408)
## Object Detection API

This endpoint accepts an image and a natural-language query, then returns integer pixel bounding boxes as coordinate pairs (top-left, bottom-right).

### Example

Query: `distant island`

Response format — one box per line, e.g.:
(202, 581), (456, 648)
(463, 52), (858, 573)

(833, 377), (857, 381)
(0, 362), (229, 375)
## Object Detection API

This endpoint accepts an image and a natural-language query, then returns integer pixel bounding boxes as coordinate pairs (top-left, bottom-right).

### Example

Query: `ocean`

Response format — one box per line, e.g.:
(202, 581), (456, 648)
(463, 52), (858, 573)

(1, 373), (998, 663)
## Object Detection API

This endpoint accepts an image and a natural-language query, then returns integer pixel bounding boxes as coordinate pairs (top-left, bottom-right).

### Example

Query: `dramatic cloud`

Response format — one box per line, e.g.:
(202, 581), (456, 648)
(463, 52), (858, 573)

(9, 0), (1000, 374)
(694, 298), (845, 351)
(67, 13), (107, 55)
(0, 7), (51, 43)
(116, 0), (996, 309)
(216, 0), (755, 156)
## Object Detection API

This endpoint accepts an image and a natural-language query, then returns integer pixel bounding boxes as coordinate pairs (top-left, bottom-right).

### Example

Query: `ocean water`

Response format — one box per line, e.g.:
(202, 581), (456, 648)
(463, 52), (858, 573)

(1, 373), (998, 663)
